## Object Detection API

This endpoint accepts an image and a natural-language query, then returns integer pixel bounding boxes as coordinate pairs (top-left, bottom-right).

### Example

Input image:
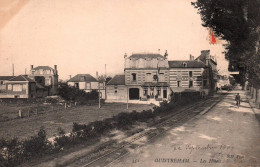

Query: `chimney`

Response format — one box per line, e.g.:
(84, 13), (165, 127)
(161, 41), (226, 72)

(124, 53), (127, 58)
(190, 54), (194, 61)
(54, 65), (57, 70)
(96, 71), (99, 79)
(164, 50), (168, 59)
(31, 65), (33, 70)
(158, 49), (160, 54)
(69, 75), (71, 79)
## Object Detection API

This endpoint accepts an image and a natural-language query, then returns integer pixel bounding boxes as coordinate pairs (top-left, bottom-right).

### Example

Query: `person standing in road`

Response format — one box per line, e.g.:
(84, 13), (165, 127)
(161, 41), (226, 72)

(235, 93), (241, 108)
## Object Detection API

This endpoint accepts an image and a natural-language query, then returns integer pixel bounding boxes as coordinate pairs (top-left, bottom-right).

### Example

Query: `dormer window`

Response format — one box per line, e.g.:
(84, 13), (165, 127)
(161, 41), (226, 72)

(183, 63), (187, 67)
(80, 76), (85, 81)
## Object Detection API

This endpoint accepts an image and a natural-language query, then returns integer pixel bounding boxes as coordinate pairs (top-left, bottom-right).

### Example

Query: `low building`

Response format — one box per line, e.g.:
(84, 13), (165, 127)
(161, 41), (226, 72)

(67, 74), (106, 99)
(106, 75), (127, 102)
(0, 75), (37, 98)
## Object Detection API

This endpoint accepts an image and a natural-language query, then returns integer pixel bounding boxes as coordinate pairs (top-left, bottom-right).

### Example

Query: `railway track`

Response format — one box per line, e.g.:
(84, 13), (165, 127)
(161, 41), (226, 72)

(67, 93), (226, 167)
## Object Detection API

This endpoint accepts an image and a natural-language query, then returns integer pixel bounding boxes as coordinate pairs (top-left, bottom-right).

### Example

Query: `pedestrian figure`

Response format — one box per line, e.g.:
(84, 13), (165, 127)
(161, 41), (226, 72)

(235, 93), (241, 108)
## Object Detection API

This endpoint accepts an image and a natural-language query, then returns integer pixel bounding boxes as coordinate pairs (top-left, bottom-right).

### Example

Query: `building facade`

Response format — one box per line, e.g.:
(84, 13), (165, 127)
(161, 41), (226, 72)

(106, 75), (127, 101)
(195, 50), (218, 94)
(28, 65), (58, 95)
(168, 59), (209, 94)
(0, 75), (37, 98)
(124, 52), (171, 101)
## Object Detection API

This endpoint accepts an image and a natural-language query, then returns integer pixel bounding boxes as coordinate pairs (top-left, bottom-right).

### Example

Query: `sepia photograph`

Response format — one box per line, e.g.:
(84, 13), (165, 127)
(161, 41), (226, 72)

(0, 0), (259, 166)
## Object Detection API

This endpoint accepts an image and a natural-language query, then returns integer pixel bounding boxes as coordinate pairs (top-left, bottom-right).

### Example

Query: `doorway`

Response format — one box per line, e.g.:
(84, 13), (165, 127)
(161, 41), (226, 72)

(163, 89), (167, 99)
(129, 88), (140, 100)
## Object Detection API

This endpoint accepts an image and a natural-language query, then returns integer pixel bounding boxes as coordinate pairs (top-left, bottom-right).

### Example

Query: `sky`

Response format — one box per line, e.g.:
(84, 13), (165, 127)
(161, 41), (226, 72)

(0, 0), (228, 80)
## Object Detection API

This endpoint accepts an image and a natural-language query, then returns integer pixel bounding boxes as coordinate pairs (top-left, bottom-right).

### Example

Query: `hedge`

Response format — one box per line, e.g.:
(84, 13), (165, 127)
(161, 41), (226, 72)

(0, 91), (203, 166)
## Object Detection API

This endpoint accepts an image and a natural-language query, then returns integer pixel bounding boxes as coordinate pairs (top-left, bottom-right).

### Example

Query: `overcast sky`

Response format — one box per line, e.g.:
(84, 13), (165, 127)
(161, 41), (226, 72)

(0, 0), (228, 80)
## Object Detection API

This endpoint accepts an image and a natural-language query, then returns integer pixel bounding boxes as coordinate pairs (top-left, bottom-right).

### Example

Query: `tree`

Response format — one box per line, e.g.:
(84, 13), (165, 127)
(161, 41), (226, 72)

(192, 0), (260, 88)
(58, 83), (98, 103)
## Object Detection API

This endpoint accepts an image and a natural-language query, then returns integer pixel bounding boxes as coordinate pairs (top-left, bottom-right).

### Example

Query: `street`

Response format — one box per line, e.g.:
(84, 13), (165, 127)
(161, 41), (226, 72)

(107, 89), (260, 167)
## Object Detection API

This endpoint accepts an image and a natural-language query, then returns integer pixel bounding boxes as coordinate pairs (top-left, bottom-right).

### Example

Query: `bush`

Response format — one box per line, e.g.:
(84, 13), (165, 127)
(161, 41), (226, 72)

(58, 83), (99, 104)
(22, 127), (51, 159)
(0, 138), (22, 167)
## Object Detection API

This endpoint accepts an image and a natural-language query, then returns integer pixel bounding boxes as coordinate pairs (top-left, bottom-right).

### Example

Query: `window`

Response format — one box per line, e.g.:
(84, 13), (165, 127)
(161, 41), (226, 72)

(132, 73), (137, 81)
(22, 84), (27, 90)
(75, 83), (79, 88)
(0, 81), (3, 85)
(189, 81), (193, 88)
(8, 84), (12, 90)
(39, 69), (43, 74)
(45, 78), (51, 85)
(177, 81), (181, 87)
(13, 84), (22, 92)
(99, 83), (104, 89)
(114, 85), (118, 93)
(183, 63), (187, 67)
(143, 87), (148, 95)
(189, 71), (193, 77)
(153, 75), (158, 81)
(156, 88), (161, 96)
(86, 83), (91, 89)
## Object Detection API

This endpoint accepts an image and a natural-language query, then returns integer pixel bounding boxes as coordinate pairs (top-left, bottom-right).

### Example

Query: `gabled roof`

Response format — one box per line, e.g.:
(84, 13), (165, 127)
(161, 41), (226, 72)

(168, 61), (207, 68)
(107, 75), (125, 85)
(0, 76), (15, 80)
(67, 74), (97, 82)
(33, 66), (54, 71)
(129, 53), (164, 59)
(8, 75), (35, 82)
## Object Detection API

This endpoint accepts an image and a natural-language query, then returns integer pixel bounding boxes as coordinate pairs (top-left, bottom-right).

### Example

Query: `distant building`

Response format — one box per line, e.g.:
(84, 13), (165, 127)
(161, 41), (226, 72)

(0, 75), (45, 98)
(195, 50), (218, 94)
(67, 74), (105, 99)
(28, 65), (59, 95)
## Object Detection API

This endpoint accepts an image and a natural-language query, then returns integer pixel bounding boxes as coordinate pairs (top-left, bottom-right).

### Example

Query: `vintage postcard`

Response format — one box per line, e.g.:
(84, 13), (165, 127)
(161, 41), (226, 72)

(0, 0), (259, 167)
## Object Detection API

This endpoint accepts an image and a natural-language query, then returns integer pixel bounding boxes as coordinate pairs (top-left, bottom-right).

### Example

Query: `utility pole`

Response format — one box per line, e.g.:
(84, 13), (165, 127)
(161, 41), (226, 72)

(12, 64), (14, 76)
(126, 86), (129, 109)
(98, 83), (101, 109)
(105, 64), (107, 78)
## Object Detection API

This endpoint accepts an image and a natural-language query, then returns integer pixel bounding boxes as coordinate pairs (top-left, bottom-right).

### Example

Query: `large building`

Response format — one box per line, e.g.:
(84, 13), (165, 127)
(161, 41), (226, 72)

(28, 65), (59, 95)
(124, 52), (171, 102)
(168, 57), (208, 94)
(106, 50), (218, 104)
